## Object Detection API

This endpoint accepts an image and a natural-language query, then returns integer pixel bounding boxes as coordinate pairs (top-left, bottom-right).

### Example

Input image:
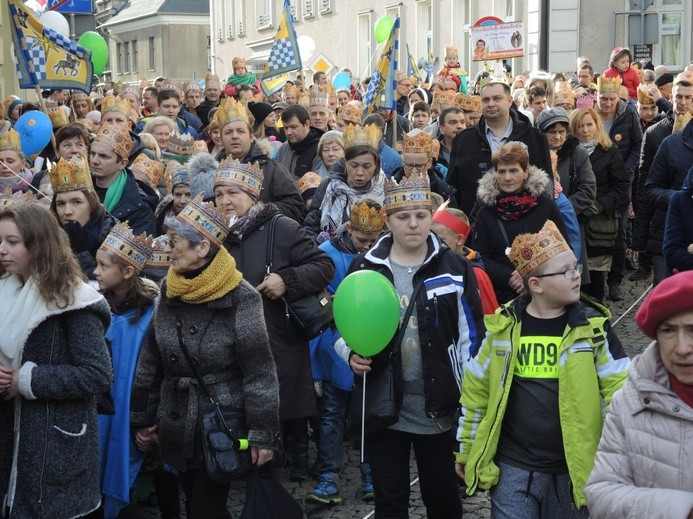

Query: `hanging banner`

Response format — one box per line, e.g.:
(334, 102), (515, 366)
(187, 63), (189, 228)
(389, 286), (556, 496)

(470, 21), (524, 62)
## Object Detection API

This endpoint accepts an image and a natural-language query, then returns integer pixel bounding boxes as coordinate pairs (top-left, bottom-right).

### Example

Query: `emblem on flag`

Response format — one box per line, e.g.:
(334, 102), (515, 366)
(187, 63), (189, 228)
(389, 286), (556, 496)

(261, 0), (302, 96)
(362, 17), (400, 118)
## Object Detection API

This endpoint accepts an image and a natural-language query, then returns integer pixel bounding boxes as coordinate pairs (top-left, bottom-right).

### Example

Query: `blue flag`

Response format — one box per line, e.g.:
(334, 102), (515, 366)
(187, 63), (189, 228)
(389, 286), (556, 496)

(261, 0), (302, 96)
(362, 17), (400, 117)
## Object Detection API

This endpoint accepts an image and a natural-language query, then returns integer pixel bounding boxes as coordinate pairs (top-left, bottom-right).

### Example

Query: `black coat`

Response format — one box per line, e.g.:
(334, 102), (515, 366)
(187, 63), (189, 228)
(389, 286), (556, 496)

(103, 171), (157, 236)
(448, 109), (553, 215)
(607, 99), (643, 181)
(195, 99), (220, 129)
(274, 127), (325, 178)
(70, 211), (118, 280)
(663, 168), (693, 272)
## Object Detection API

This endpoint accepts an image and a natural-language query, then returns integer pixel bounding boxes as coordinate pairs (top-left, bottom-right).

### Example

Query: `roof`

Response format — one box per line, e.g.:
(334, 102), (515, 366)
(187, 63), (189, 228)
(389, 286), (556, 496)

(103, 0), (209, 26)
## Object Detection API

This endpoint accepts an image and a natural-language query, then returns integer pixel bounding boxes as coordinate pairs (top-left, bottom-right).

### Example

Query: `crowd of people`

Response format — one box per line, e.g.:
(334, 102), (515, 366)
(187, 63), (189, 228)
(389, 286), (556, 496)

(0, 43), (692, 519)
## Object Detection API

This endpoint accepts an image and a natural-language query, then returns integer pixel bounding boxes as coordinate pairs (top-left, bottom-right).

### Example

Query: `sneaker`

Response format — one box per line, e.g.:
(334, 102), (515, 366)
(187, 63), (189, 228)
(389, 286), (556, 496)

(289, 457), (309, 482)
(629, 267), (651, 282)
(306, 473), (342, 505)
(360, 470), (375, 502)
(608, 284), (624, 301)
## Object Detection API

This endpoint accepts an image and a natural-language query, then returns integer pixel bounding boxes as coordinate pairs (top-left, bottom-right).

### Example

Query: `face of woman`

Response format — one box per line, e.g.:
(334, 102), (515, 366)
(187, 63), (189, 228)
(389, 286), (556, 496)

(385, 209), (432, 252)
(210, 127), (222, 147)
(164, 232), (208, 273)
(152, 125), (172, 150)
(73, 99), (90, 118)
(409, 92), (423, 104)
(57, 136), (88, 160)
(0, 219), (31, 280)
(577, 113), (597, 142)
(55, 191), (92, 227)
(495, 161), (529, 194)
(346, 153), (377, 189)
(321, 143), (344, 169)
(214, 185), (255, 219)
(0, 150), (25, 176)
(545, 123), (568, 151)
(171, 185), (192, 214)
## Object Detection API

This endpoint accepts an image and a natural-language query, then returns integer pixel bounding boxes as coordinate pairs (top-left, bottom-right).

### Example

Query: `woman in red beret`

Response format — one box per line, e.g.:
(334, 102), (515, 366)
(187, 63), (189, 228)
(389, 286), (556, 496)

(585, 270), (693, 518)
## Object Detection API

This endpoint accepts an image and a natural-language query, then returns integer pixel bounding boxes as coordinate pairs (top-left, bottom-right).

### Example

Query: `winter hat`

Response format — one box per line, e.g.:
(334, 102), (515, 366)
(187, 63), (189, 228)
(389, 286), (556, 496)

(536, 107), (570, 132)
(655, 73), (674, 88)
(635, 271), (693, 339)
(247, 101), (274, 126)
(187, 152), (218, 200)
(609, 47), (632, 67)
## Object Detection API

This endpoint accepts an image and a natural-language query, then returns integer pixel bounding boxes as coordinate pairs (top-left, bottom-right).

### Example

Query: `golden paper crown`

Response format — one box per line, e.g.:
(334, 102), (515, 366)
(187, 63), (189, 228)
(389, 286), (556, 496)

(308, 89), (330, 108)
(337, 103), (362, 125)
(455, 93), (480, 113)
(94, 125), (134, 159)
(295, 172), (322, 195)
(0, 187), (35, 207)
(343, 124), (380, 150)
(167, 133), (195, 156)
(0, 128), (22, 153)
(597, 75), (622, 95)
(383, 173), (432, 215)
(100, 222), (153, 273)
(673, 112), (692, 133)
(205, 72), (220, 84)
(431, 139), (441, 160)
(283, 83), (300, 98)
(119, 84), (139, 98)
(192, 140), (208, 154)
(101, 94), (131, 117)
(403, 129), (434, 156)
(48, 107), (69, 128)
(177, 193), (230, 247)
(130, 154), (164, 187)
(553, 82), (575, 106)
(143, 235), (171, 275)
(232, 57), (247, 71)
(214, 159), (264, 199)
(350, 200), (384, 233)
(184, 82), (201, 94)
(432, 89), (457, 110)
(49, 157), (94, 194)
(445, 46), (459, 60)
(72, 91), (89, 101)
(160, 83), (183, 98)
(508, 220), (571, 278)
(215, 97), (250, 128)
(636, 86), (654, 105)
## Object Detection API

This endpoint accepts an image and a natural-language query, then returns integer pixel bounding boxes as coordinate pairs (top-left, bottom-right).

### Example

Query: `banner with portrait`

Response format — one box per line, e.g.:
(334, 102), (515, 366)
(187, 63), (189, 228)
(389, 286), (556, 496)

(470, 21), (525, 62)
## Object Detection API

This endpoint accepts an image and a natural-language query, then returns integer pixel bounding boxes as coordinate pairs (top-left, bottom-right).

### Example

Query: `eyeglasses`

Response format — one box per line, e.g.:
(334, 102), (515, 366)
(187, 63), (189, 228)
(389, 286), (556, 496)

(403, 163), (428, 172)
(534, 264), (583, 280)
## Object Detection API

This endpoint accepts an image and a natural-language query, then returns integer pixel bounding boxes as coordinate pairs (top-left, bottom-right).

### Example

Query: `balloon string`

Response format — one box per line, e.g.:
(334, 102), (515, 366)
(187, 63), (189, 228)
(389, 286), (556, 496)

(0, 159), (48, 199)
(361, 370), (366, 465)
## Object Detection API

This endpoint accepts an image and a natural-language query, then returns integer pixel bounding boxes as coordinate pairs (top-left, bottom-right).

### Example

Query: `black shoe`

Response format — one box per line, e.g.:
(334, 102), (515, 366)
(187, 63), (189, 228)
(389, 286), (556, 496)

(289, 457), (309, 482)
(608, 284), (624, 301)
(628, 267), (651, 282)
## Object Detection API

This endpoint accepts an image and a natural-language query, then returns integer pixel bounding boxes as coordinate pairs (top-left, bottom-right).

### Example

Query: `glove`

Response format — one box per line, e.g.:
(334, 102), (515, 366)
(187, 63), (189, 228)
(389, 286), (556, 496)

(63, 221), (89, 253)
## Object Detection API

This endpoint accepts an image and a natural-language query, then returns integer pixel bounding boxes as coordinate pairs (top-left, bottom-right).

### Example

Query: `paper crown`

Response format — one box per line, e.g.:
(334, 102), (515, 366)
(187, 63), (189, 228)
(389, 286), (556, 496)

(295, 171), (322, 196)
(142, 235), (170, 276)
(283, 83), (300, 98)
(0, 187), (35, 207)
(394, 70), (408, 82)
(214, 97), (250, 128)
(48, 106), (69, 128)
(343, 123), (380, 150)
(350, 200), (384, 233)
(232, 57), (246, 70)
(214, 158), (264, 200)
(477, 74), (509, 90)
(167, 133), (195, 156)
(100, 222), (154, 273)
(337, 103), (362, 125)
(49, 157), (94, 194)
(455, 92), (481, 113)
(308, 89), (330, 108)
(184, 81), (201, 94)
(94, 125), (134, 159)
(508, 220), (571, 278)
(177, 193), (231, 247)
(445, 46), (458, 60)
(0, 128), (22, 153)
(432, 200), (471, 240)
(403, 129), (434, 156)
(130, 154), (164, 187)
(597, 75), (622, 95)
(192, 140), (208, 154)
(432, 89), (457, 110)
(636, 86), (655, 105)
(101, 94), (131, 117)
(673, 111), (692, 133)
(72, 91), (89, 101)
(119, 84), (139, 98)
(205, 72), (220, 84)
(383, 173), (432, 215)
(160, 83), (183, 98)
(553, 82), (575, 106)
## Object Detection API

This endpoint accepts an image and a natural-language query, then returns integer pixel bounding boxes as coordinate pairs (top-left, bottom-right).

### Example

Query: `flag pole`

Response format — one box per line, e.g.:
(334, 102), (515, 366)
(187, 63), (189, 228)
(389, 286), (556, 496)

(391, 110), (397, 149)
(33, 85), (58, 156)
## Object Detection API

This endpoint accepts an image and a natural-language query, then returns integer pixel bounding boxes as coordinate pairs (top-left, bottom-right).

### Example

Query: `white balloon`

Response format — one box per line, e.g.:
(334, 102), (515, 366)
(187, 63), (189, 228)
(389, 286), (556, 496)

(40, 10), (70, 36)
(297, 35), (316, 62)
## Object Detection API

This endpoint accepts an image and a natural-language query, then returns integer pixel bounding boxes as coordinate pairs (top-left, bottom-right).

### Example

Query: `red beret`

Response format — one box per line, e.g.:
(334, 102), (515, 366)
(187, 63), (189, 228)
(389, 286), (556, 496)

(635, 271), (693, 338)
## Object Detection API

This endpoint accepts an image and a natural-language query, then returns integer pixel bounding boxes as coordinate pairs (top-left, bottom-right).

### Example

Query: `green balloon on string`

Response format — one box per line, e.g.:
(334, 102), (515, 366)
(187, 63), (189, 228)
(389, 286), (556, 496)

(79, 31), (109, 75)
(374, 16), (395, 44)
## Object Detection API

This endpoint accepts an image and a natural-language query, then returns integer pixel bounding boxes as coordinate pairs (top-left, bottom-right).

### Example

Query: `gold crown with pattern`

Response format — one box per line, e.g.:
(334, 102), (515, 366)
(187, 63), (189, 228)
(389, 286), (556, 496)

(597, 75), (622, 95)
(94, 125), (134, 159)
(130, 154), (164, 187)
(214, 97), (250, 128)
(48, 106), (69, 128)
(553, 81), (576, 106)
(49, 157), (94, 194)
(455, 92), (480, 113)
(383, 173), (431, 215)
(160, 83), (183, 98)
(308, 89), (330, 108)
(337, 102), (362, 125)
(403, 129), (434, 156)
(295, 172), (322, 195)
(636, 86), (655, 105)
(214, 159), (264, 200)
(184, 81), (201, 94)
(673, 111), (692, 133)
(100, 222), (154, 273)
(350, 200), (384, 232)
(72, 91), (89, 101)
(283, 83), (300, 98)
(0, 187), (35, 207)
(167, 133), (195, 156)
(432, 89), (457, 110)
(343, 123), (380, 150)
(0, 128), (22, 153)
(119, 84), (140, 98)
(508, 220), (571, 278)
(177, 193), (231, 247)
(192, 140), (208, 154)
(143, 235), (170, 274)
(101, 94), (131, 117)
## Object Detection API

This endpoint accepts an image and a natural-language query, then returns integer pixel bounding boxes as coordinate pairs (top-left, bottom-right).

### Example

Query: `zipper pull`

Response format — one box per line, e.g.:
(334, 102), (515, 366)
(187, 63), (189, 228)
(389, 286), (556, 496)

(428, 412), (445, 431)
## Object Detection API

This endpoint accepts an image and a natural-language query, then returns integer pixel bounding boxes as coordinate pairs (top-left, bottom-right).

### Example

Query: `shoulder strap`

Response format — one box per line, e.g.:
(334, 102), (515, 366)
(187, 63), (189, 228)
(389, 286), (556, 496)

(391, 279), (425, 358)
(265, 214), (282, 275)
(495, 218), (511, 248)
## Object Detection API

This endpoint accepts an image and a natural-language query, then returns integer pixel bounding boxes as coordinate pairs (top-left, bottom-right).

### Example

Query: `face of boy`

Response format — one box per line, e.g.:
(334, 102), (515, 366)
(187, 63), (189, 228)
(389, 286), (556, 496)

(527, 250), (581, 306)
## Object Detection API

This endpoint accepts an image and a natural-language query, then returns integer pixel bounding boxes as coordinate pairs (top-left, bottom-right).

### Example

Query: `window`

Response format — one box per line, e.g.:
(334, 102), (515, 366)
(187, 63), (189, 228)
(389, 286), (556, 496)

(132, 40), (138, 73)
(148, 36), (155, 71)
(304, 0), (315, 18)
(319, 0), (332, 13)
(660, 12), (682, 66)
(116, 42), (123, 74)
(357, 11), (373, 79)
(256, 0), (272, 29)
(416, 0), (434, 65)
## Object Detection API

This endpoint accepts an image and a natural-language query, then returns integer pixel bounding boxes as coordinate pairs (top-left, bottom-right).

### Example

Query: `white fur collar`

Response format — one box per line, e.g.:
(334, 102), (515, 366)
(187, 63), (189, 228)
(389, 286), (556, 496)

(476, 165), (549, 207)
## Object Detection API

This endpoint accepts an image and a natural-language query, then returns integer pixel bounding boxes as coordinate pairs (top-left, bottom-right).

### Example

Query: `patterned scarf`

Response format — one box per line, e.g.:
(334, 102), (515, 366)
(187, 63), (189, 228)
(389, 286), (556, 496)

(495, 191), (539, 221)
(319, 174), (385, 237)
(166, 247), (242, 304)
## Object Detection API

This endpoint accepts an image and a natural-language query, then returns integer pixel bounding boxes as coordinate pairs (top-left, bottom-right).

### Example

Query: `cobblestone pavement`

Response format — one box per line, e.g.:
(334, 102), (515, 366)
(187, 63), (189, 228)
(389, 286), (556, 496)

(140, 276), (653, 519)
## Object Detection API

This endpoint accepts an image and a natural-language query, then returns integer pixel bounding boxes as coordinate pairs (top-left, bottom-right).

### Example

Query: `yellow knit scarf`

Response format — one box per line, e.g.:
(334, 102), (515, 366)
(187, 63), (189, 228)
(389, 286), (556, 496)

(166, 247), (243, 304)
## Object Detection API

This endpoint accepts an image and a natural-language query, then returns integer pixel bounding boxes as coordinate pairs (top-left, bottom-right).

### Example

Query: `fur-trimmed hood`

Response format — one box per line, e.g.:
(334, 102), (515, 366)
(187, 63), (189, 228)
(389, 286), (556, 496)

(476, 165), (549, 207)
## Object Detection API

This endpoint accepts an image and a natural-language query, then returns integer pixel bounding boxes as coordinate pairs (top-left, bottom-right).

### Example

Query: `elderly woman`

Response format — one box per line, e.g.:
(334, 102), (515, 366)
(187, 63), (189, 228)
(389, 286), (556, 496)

(0, 128), (34, 193)
(304, 124), (385, 241)
(214, 158), (334, 481)
(142, 116), (176, 154)
(471, 141), (569, 304)
(316, 130), (344, 179)
(131, 194), (281, 518)
(585, 271), (693, 518)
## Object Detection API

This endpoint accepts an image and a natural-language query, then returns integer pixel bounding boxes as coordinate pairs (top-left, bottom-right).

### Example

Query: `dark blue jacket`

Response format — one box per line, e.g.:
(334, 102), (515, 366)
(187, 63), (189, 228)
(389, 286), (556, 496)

(378, 140), (403, 178)
(663, 166), (693, 272)
(608, 99), (643, 181)
(109, 171), (157, 236)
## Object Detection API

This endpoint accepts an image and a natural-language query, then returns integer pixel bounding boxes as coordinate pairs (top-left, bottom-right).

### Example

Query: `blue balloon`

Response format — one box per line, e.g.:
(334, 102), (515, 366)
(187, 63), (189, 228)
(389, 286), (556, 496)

(15, 110), (53, 156)
(199, 79), (206, 88)
(332, 71), (351, 91)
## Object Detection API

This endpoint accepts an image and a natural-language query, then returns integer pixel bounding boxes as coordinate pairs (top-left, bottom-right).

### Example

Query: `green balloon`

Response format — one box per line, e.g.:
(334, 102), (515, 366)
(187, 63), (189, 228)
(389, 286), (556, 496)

(79, 31), (109, 75)
(374, 16), (395, 44)
(333, 270), (401, 357)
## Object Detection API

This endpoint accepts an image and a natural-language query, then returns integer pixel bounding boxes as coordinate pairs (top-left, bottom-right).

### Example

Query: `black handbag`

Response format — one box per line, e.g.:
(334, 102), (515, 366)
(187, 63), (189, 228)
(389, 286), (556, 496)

(265, 214), (333, 340)
(349, 279), (423, 436)
(585, 205), (619, 249)
(174, 318), (252, 483)
(240, 465), (303, 519)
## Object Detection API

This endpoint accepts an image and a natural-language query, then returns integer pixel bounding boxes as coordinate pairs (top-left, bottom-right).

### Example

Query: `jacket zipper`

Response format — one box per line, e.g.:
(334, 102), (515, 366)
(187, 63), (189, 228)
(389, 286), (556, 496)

(38, 321), (59, 507)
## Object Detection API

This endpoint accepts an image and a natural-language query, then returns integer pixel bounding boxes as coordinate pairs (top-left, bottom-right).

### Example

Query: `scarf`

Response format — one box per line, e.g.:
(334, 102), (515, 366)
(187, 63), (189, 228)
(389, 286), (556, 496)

(166, 247), (242, 304)
(580, 140), (598, 156)
(226, 72), (257, 87)
(0, 167), (32, 192)
(495, 191), (539, 221)
(228, 203), (263, 240)
(320, 174), (385, 236)
(103, 170), (128, 213)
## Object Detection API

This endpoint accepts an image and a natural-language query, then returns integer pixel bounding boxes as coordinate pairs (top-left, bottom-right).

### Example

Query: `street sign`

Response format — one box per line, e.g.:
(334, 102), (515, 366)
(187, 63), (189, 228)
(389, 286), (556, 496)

(632, 43), (653, 62)
(48, 0), (93, 15)
(628, 13), (658, 45)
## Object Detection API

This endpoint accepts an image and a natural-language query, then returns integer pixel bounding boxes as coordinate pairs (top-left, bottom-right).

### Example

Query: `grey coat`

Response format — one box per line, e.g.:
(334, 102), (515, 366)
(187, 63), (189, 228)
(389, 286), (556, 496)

(0, 300), (112, 519)
(130, 279), (281, 471)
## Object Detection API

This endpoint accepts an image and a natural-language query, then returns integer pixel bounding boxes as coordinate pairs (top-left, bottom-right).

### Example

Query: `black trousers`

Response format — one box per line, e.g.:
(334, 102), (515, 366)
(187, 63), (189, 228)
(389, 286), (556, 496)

(584, 270), (606, 302)
(179, 468), (232, 519)
(366, 428), (462, 519)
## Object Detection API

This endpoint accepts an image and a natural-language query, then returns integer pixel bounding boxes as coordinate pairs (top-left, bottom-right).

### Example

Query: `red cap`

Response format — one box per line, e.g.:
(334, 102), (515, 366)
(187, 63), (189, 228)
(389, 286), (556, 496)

(634, 271), (693, 339)
(432, 200), (471, 241)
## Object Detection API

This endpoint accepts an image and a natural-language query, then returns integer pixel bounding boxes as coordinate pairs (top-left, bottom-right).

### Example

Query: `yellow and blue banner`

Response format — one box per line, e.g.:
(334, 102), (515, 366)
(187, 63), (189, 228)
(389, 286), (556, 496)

(362, 17), (400, 117)
(8, 0), (93, 93)
(261, 0), (302, 97)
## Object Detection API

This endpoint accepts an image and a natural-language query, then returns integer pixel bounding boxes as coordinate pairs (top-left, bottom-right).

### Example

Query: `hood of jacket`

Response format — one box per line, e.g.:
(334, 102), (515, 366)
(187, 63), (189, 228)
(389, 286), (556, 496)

(476, 164), (549, 207)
